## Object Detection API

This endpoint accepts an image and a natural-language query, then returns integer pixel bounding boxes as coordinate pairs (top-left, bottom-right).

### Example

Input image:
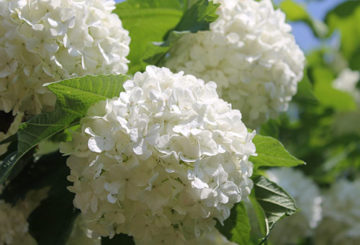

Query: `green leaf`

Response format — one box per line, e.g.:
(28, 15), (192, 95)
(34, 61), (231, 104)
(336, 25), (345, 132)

(102, 234), (135, 245)
(0, 75), (128, 185)
(249, 191), (268, 239)
(172, 0), (219, 33)
(250, 135), (305, 168)
(252, 176), (297, 239)
(280, 0), (328, 38)
(116, 0), (185, 10)
(28, 152), (79, 245)
(216, 202), (250, 245)
(1, 152), (64, 203)
(114, 1), (184, 73)
(144, 0), (219, 66)
(312, 67), (357, 111)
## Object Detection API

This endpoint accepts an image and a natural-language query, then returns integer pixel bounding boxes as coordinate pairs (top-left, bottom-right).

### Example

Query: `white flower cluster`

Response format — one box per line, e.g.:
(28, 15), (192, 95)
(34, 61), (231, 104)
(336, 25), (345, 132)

(0, 187), (49, 245)
(61, 66), (256, 244)
(0, 0), (130, 116)
(165, 0), (305, 128)
(267, 168), (322, 245)
(315, 179), (360, 245)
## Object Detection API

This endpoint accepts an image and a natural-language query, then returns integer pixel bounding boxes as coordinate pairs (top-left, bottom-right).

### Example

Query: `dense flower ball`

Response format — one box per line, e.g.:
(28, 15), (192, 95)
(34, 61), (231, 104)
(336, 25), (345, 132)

(0, 187), (49, 245)
(61, 66), (256, 244)
(0, 0), (130, 116)
(267, 168), (322, 245)
(165, 0), (305, 128)
(315, 179), (360, 245)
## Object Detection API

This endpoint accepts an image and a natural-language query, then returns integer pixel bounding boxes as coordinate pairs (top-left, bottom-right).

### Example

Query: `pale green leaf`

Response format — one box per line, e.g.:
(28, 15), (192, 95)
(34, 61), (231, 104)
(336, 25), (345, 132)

(0, 75), (128, 185)
(250, 135), (305, 169)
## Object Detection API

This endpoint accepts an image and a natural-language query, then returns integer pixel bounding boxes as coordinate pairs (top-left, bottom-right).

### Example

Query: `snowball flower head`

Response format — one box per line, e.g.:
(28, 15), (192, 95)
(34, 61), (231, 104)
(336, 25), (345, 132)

(0, 0), (130, 116)
(165, 0), (305, 128)
(267, 168), (322, 245)
(61, 66), (256, 244)
(315, 179), (360, 245)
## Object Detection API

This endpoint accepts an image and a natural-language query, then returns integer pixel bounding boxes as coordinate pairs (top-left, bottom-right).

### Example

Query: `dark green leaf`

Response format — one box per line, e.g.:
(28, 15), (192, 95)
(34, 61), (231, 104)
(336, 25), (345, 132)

(145, 0), (219, 67)
(0, 134), (17, 145)
(252, 176), (297, 239)
(1, 152), (64, 203)
(0, 151), (17, 182)
(250, 135), (305, 168)
(349, 47), (360, 70)
(172, 0), (219, 34)
(28, 152), (79, 245)
(325, 0), (360, 19)
(102, 234), (135, 245)
(249, 191), (268, 239)
(216, 202), (250, 245)
(0, 75), (128, 185)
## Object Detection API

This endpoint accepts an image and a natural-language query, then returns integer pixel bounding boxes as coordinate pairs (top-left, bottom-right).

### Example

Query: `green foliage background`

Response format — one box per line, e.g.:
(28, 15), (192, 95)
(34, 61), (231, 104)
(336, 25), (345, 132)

(0, 0), (359, 244)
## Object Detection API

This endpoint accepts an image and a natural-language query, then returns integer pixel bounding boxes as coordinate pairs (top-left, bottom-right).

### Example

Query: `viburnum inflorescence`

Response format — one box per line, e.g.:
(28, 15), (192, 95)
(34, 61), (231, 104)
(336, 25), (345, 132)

(165, 0), (305, 128)
(315, 179), (360, 245)
(0, 0), (130, 116)
(61, 66), (256, 244)
(267, 168), (322, 245)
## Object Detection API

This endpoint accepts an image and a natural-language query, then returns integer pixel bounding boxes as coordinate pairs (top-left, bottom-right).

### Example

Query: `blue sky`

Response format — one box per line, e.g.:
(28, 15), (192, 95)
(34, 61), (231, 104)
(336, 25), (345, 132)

(115, 0), (346, 52)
